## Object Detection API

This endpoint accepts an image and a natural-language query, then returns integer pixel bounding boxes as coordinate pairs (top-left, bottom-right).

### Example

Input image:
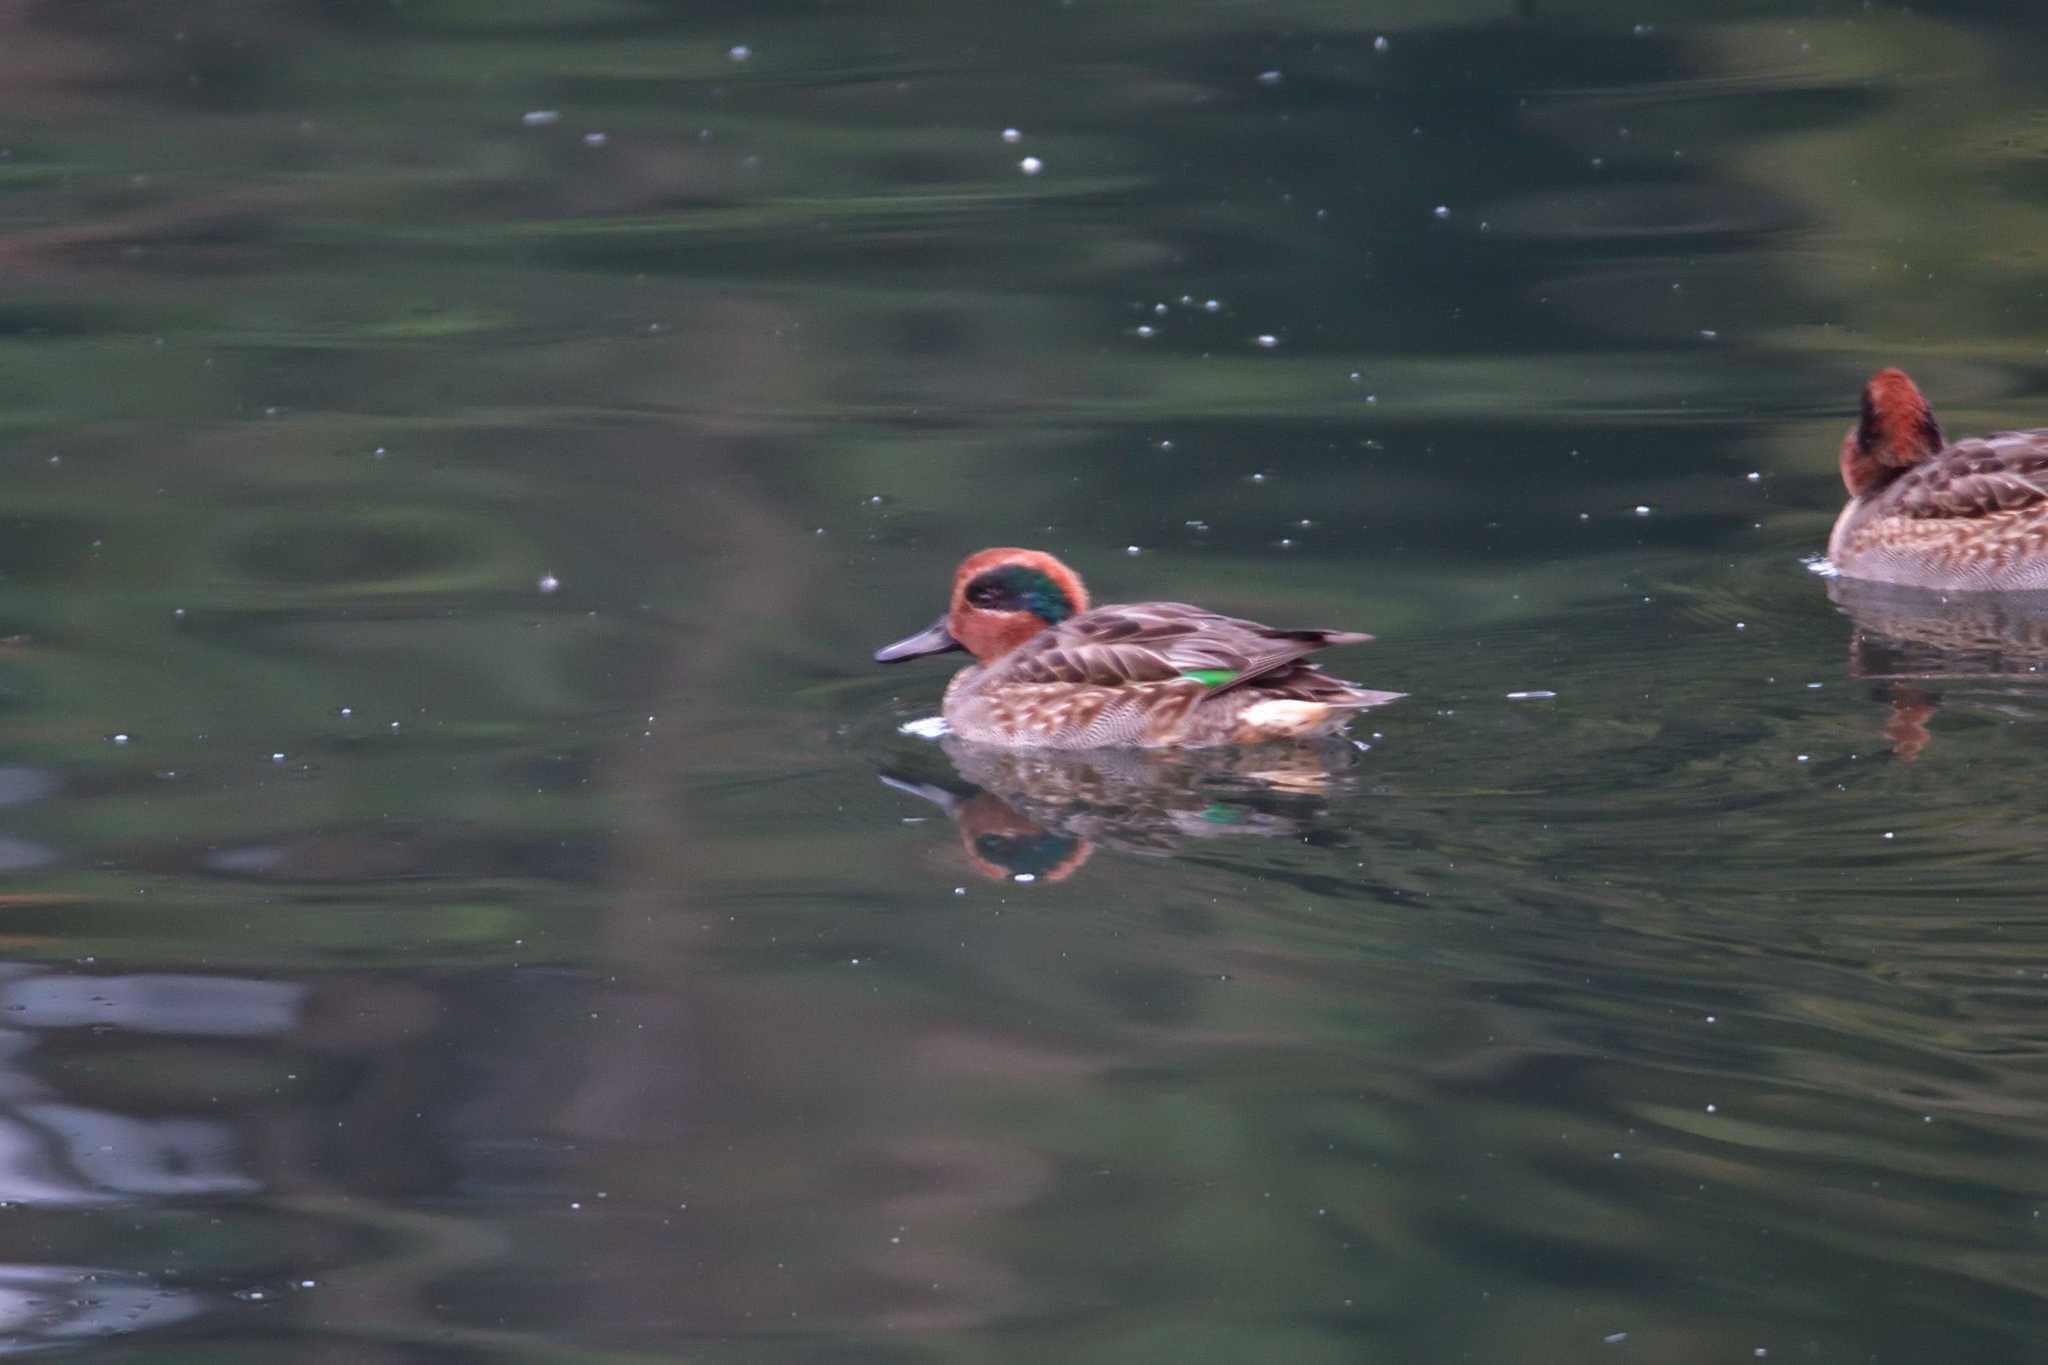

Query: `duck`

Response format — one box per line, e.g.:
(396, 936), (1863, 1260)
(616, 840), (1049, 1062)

(1829, 368), (2048, 589)
(874, 547), (1401, 747)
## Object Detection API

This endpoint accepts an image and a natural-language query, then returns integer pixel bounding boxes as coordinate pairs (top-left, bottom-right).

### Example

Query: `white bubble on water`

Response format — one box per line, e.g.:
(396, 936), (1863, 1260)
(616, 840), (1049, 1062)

(1001, 128), (1022, 143)
(1018, 156), (1043, 175)
(728, 44), (752, 61)
(1255, 334), (1279, 348)
(1374, 35), (1390, 52)
(1432, 204), (1450, 219)
(521, 110), (560, 127)
(1257, 70), (1283, 85)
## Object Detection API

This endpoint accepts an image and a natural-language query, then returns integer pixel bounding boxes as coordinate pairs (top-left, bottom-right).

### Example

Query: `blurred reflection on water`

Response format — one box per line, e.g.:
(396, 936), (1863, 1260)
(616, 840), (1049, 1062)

(880, 740), (1370, 882)
(1830, 578), (2048, 758)
(0, 1), (2045, 1362)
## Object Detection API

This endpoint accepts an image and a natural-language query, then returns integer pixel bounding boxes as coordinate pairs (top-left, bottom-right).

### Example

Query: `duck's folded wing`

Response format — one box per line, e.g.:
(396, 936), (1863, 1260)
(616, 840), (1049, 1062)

(1891, 437), (2048, 518)
(1000, 603), (1371, 692)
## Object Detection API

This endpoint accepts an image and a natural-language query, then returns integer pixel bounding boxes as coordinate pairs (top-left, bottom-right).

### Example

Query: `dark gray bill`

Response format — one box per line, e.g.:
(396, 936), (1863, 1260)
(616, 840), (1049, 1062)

(874, 616), (963, 663)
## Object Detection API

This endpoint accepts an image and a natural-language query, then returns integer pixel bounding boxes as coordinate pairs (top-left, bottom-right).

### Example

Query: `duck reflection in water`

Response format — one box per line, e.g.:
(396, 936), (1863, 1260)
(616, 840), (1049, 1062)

(1828, 576), (2048, 759)
(881, 739), (1362, 882)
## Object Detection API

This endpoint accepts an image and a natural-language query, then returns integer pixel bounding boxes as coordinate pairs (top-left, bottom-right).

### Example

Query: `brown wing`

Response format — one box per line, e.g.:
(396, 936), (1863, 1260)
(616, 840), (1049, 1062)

(991, 602), (1371, 693)
(1882, 433), (2048, 520)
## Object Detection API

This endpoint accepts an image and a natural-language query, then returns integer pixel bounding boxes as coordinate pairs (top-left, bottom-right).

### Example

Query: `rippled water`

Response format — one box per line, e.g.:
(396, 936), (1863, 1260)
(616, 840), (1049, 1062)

(2, 2), (2047, 1361)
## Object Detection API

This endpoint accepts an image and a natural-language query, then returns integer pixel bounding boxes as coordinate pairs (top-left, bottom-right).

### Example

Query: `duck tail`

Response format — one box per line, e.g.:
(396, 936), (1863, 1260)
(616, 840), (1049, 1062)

(1323, 688), (1406, 709)
(1271, 628), (1373, 648)
(1233, 690), (1404, 743)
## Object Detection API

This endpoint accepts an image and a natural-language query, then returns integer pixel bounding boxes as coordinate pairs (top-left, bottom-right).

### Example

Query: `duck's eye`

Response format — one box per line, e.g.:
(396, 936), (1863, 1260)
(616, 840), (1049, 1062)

(965, 579), (1008, 609)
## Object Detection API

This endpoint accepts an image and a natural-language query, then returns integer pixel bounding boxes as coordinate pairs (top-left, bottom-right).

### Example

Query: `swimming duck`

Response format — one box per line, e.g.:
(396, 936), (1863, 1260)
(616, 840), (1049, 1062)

(1829, 368), (2048, 589)
(874, 548), (1401, 747)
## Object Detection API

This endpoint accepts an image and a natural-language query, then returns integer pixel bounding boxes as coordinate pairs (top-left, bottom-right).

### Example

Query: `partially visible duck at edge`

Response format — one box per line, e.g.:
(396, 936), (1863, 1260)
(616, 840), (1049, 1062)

(874, 547), (1402, 748)
(1829, 367), (2048, 589)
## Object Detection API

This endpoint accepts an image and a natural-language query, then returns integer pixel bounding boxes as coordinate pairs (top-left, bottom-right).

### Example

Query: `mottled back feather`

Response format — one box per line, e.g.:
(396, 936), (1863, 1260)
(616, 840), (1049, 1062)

(1875, 434), (2048, 520)
(988, 602), (1370, 695)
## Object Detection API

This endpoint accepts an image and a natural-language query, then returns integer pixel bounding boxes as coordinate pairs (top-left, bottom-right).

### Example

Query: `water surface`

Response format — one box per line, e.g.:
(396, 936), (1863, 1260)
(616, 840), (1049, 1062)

(1, 2), (2046, 1361)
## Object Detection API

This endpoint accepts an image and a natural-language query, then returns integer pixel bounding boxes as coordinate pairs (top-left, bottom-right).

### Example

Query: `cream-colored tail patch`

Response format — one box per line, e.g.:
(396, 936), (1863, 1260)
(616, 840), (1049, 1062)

(1235, 699), (1337, 741)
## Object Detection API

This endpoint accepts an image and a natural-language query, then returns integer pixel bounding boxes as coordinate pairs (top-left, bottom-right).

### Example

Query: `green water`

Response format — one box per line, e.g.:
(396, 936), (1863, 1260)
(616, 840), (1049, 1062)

(0, 1), (2044, 1360)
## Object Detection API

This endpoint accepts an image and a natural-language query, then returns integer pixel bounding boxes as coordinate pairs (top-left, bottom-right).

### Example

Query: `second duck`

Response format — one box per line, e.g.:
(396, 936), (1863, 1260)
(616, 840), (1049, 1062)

(1830, 367), (2048, 589)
